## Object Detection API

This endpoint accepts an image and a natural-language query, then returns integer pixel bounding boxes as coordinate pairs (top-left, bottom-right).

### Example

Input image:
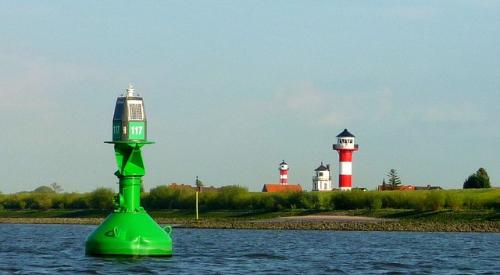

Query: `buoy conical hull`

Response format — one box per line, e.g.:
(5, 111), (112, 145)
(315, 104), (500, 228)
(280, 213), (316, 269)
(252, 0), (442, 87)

(85, 211), (173, 256)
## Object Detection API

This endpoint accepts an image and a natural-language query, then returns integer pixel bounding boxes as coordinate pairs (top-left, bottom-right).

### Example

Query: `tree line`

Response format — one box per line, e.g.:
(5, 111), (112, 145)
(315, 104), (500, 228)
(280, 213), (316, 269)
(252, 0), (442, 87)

(382, 167), (491, 189)
(0, 185), (498, 212)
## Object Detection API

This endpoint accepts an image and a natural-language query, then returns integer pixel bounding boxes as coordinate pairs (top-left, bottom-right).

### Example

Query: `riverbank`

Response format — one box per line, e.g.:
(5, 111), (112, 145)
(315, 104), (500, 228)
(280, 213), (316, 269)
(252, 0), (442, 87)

(0, 209), (498, 232)
(182, 219), (499, 232)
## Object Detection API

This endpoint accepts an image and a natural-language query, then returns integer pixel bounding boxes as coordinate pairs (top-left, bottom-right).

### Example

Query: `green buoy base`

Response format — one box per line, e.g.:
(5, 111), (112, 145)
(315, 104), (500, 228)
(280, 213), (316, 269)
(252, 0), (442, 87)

(85, 211), (173, 256)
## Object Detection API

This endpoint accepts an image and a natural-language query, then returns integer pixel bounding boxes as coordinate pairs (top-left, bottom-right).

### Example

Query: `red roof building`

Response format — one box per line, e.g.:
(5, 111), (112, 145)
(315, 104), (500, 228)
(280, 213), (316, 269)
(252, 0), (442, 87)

(262, 183), (302, 193)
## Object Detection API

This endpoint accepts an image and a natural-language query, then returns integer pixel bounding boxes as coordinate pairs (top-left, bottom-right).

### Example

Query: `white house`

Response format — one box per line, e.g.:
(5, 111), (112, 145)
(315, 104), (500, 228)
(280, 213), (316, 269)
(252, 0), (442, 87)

(312, 162), (332, 191)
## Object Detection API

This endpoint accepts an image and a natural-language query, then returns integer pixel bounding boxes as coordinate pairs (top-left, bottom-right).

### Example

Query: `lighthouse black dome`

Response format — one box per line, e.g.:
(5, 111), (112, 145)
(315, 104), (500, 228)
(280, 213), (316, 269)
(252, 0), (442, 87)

(336, 128), (355, 138)
(315, 162), (329, 171)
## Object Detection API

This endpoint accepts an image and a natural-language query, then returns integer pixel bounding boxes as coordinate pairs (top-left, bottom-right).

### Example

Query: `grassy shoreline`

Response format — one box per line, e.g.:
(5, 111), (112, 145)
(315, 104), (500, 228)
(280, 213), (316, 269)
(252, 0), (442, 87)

(1, 209), (498, 232)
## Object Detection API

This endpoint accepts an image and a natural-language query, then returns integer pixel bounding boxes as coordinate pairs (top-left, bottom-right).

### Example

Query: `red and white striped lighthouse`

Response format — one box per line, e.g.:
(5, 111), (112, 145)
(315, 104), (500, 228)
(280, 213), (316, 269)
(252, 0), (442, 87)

(279, 160), (289, 185)
(333, 129), (359, 191)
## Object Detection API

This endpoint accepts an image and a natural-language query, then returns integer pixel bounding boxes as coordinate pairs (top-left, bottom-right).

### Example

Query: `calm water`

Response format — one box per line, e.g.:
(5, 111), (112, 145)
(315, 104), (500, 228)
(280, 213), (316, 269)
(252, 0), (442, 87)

(0, 224), (498, 274)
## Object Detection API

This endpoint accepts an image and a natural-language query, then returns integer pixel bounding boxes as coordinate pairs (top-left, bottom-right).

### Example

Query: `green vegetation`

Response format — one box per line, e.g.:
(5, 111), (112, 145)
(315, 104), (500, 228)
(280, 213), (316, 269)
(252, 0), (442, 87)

(195, 176), (203, 188)
(50, 182), (63, 193)
(33, 185), (55, 193)
(1, 188), (498, 232)
(0, 186), (498, 213)
(464, 168), (491, 189)
(387, 169), (402, 188)
(0, 189), (114, 211)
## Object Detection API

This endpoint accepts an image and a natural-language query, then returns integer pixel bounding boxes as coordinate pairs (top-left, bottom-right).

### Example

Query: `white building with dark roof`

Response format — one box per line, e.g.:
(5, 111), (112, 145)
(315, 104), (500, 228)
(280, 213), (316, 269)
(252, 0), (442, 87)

(312, 162), (332, 191)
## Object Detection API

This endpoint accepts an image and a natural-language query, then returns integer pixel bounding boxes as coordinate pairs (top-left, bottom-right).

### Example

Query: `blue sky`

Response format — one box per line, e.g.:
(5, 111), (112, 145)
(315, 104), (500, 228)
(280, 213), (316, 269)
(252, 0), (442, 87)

(1, 1), (499, 193)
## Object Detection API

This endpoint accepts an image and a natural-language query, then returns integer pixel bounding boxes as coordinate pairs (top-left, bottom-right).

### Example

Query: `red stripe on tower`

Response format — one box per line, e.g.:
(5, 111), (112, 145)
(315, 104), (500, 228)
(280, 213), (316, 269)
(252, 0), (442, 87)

(333, 129), (359, 191)
(279, 160), (289, 185)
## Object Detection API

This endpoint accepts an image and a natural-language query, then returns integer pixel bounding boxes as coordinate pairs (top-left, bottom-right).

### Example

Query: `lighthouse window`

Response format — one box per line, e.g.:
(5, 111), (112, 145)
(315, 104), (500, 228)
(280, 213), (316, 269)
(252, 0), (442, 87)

(128, 103), (144, 120)
(319, 172), (324, 177)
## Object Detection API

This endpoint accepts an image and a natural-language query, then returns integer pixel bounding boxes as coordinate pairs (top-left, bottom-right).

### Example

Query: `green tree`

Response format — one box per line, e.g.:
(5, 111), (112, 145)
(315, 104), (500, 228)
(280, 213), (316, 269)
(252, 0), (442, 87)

(33, 185), (56, 193)
(195, 176), (204, 188)
(32, 195), (53, 210)
(50, 182), (63, 193)
(88, 188), (114, 210)
(387, 169), (402, 188)
(195, 176), (204, 192)
(463, 168), (491, 189)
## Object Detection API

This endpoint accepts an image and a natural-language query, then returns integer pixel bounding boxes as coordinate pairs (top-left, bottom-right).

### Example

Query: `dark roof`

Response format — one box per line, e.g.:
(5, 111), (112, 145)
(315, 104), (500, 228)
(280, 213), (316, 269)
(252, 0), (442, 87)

(315, 162), (329, 171)
(336, 128), (355, 138)
(262, 184), (302, 192)
(280, 160), (287, 165)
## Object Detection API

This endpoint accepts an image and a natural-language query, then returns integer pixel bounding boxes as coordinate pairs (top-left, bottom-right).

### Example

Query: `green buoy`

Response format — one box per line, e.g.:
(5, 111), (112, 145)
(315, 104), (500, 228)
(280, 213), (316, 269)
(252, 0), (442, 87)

(85, 84), (173, 256)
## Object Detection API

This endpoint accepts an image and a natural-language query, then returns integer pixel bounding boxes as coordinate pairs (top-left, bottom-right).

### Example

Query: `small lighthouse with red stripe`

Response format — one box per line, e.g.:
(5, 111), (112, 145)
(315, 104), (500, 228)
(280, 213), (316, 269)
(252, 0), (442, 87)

(333, 129), (359, 191)
(279, 160), (289, 185)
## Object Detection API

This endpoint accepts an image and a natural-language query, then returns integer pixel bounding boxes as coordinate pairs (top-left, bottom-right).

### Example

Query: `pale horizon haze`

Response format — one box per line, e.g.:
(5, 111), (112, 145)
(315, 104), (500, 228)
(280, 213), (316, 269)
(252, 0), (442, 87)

(1, 1), (499, 193)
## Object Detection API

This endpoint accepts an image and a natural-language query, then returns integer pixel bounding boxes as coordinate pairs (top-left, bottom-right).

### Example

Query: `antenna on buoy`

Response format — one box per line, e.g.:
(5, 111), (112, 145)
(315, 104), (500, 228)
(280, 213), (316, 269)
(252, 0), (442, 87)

(126, 83), (135, 97)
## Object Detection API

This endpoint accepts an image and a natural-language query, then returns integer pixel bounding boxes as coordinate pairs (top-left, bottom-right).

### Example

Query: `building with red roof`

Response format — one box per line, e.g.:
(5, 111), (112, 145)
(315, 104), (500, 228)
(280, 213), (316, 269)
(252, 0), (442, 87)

(262, 183), (302, 192)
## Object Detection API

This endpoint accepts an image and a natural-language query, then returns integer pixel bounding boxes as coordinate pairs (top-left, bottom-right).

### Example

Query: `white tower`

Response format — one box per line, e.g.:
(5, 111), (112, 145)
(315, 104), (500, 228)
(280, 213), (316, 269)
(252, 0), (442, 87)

(312, 162), (332, 191)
